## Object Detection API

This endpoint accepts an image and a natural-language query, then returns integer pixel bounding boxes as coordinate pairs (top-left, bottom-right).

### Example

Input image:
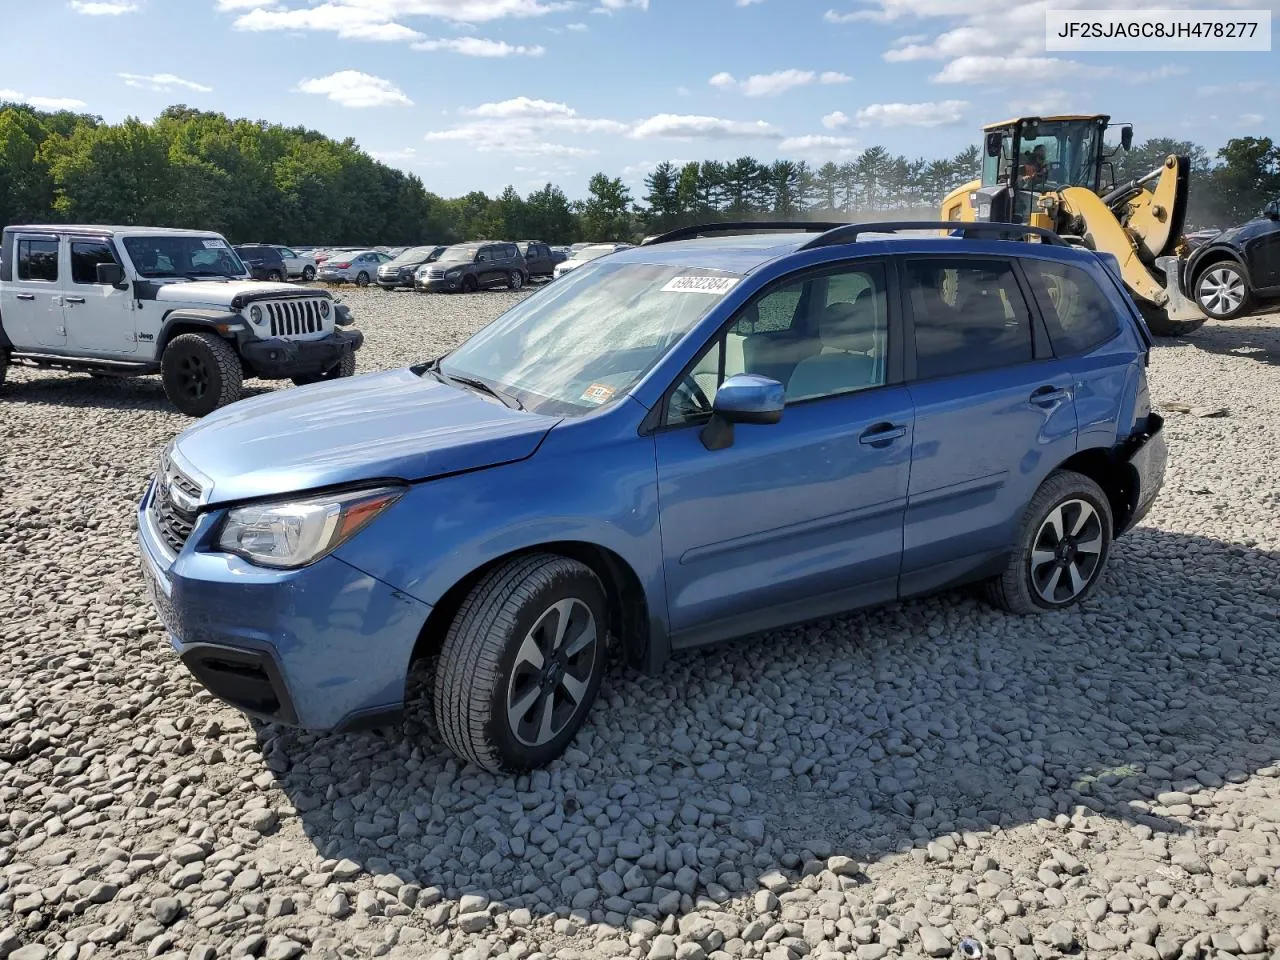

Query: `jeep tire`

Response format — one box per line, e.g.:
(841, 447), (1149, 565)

(984, 469), (1113, 615)
(291, 348), (356, 386)
(433, 554), (608, 772)
(161, 332), (243, 417)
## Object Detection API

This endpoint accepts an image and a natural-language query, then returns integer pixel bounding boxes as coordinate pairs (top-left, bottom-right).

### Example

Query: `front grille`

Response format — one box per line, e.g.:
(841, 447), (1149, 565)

(264, 299), (326, 338)
(426, 268), (446, 279)
(150, 460), (202, 555)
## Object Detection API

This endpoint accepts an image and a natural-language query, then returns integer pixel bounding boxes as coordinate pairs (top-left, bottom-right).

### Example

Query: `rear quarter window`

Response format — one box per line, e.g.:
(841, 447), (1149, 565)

(1026, 260), (1120, 356)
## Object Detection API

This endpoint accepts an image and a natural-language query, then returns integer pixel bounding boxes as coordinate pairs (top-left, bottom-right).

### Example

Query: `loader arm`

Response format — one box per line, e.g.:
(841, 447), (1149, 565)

(1122, 155), (1191, 262)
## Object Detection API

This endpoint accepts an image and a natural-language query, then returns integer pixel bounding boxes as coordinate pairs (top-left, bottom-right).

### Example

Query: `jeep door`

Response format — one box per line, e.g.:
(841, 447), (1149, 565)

(63, 238), (137, 354)
(1, 233), (67, 348)
(898, 256), (1079, 597)
(654, 260), (914, 643)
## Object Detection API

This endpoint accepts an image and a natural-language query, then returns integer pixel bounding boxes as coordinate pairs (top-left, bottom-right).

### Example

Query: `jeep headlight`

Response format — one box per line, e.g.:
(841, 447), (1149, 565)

(319, 300), (330, 318)
(249, 305), (263, 324)
(218, 486), (404, 569)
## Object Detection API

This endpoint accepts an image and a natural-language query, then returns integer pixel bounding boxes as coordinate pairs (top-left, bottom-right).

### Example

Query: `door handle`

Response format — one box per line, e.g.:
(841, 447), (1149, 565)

(859, 422), (908, 445)
(16, 293), (35, 301)
(64, 296), (86, 304)
(1030, 385), (1069, 406)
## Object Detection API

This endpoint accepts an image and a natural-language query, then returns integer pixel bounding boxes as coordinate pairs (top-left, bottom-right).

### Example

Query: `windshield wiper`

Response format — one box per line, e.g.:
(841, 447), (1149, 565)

(184, 271), (233, 279)
(421, 362), (524, 410)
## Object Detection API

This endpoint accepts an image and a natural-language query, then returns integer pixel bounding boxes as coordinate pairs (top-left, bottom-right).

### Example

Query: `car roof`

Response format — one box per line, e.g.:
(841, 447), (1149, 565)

(606, 230), (1105, 274)
(4, 224), (225, 238)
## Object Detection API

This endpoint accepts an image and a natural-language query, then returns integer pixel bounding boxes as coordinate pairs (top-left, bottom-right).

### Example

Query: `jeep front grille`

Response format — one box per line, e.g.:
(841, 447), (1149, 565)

(265, 299), (326, 338)
(150, 460), (203, 556)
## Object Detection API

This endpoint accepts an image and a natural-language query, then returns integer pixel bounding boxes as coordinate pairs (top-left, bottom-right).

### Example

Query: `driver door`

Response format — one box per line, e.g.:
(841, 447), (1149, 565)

(653, 260), (915, 645)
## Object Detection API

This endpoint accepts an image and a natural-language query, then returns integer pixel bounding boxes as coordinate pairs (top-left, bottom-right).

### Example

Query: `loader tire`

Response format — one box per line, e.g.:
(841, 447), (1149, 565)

(1136, 301), (1205, 338)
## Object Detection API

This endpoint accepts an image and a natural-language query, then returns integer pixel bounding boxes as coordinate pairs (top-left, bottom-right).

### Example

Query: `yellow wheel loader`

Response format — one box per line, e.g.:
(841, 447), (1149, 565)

(940, 115), (1205, 336)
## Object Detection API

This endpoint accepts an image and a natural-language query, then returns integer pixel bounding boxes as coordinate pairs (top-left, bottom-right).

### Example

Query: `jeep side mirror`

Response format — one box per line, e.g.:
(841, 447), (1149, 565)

(1121, 125), (1133, 151)
(985, 132), (1003, 158)
(96, 262), (126, 288)
(700, 374), (785, 451)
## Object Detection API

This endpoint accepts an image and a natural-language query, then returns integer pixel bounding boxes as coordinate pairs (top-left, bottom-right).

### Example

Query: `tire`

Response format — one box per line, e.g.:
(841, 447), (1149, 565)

(355, 271), (370, 287)
(267, 270), (284, 282)
(461, 275), (479, 294)
(984, 469), (1114, 615)
(302, 266), (316, 282)
(0, 349), (8, 392)
(1194, 260), (1251, 320)
(1136, 300), (1206, 338)
(433, 554), (608, 772)
(161, 332), (243, 417)
(290, 348), (356, 386)
(508, 271), (524, 291)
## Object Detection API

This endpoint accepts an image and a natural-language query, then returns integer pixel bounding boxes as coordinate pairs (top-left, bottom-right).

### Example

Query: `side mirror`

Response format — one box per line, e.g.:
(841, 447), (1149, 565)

(700, 374), (785, 451)
(96, 262), (126, 288)
(985, 132), (1003, 158)
(1121, 125), (1133, 151)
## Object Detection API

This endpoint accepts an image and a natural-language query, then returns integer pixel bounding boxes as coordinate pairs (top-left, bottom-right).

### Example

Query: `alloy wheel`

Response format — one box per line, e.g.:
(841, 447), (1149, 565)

(505, 597), (598, 748)
(178, 354), (210, 400)
(1198, 266), (1245, 316)
(1029, 498), (1104, 605)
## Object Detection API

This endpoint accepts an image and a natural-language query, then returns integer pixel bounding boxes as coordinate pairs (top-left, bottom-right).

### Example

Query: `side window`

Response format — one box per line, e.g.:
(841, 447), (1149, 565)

(665, 264), (890, 425)
(1028, 260), (1119, 355)
(70, 240), (119, 284)
(477, 248), (492, 263)
(906, 259), (1032, 380)
(18, 239), (59, 282)
(278, 248), (295, 258)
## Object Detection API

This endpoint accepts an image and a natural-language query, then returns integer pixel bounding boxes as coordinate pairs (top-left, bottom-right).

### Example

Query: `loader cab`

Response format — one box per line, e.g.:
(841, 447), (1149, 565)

(979, 115), (1110, 226)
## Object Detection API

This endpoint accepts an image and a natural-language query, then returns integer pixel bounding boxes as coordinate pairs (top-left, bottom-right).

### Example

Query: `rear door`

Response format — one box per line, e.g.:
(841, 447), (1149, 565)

(1, 233), (67, 348)
(900, 256), (1079, 596)
(64, 237), (136, 354)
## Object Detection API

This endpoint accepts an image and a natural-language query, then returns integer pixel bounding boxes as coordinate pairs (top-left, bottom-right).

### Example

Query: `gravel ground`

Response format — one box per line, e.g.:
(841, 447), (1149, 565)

(2, 286), (1279, 960)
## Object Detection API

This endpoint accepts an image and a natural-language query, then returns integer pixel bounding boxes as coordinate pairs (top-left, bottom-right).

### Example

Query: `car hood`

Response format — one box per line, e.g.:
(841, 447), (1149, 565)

(153, 280), (298, 306)
(170, 368), (561, 505)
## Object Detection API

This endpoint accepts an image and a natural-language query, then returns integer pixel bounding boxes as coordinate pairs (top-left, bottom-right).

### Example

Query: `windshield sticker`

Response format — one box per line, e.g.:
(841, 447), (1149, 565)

(202, 239), (228, 249)
(581, 383), (617, 405)
(661, 275), (739, 295)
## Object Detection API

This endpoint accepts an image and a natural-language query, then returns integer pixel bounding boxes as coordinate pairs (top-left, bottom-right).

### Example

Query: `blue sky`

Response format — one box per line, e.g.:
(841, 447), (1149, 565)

(2, 0), (1276, 200)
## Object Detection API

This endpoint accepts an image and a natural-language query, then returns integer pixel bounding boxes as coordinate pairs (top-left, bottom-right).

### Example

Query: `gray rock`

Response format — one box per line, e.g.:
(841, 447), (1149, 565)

(264, 937), (304, 960)
(918, 926), (950, 957)
(151, 898), (182, 926)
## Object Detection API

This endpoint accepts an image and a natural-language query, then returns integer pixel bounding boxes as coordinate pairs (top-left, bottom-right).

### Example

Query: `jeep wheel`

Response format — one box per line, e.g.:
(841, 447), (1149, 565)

(161, 332), (243, 417)
(290, 349), (356, 386)
(1195, 261), (1251, 320)
(461, 275), (479, 294)
(508, 271), (524, 291)
(433, 554), (607, 772)
(355, 271), (370, 287)
(302, 266), (316, 282)
(984, 470), (1113, 615)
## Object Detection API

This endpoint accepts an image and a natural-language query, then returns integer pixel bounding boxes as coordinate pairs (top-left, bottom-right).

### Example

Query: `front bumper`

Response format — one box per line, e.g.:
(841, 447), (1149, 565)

(239, 329), (364, 379)
(378, 272), (415, 288)
(1119, 412), (1167, 533)
(416, 276), (461, 292)
(137, 483), (430, 731)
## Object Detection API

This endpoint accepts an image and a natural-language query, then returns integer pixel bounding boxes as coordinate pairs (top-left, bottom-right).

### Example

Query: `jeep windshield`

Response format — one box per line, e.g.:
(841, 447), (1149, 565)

(122, 236), (249, 279)
(431, 260), (740, 417)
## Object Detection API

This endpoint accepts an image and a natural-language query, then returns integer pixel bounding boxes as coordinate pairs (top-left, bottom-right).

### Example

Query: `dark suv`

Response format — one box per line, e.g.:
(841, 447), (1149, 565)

(233, 244), (289, 282)
(1187, 198), (1280, 320)
(378, 245), (445, 290)
(519, 241), (564, 280)
(416, 241), (528, 293)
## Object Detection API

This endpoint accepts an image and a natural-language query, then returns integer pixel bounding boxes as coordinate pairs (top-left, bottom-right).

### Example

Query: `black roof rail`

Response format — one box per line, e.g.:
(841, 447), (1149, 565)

(640, 221), (847, 246)
(798, 220), (1069, 249)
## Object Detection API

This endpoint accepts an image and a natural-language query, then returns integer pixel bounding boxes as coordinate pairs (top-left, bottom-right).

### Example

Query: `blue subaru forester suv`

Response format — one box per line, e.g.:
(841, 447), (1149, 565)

(138, 221), (1166, 772)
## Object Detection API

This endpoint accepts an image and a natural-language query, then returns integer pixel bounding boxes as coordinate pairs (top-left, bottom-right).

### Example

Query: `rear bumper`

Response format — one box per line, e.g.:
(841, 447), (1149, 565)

(239, 329), (363, 379)
(1120, 412), (1167, 533)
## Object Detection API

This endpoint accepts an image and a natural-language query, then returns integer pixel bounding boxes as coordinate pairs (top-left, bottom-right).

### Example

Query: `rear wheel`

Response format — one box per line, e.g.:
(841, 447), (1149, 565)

(161, 332), (243, 417)
(355, 271), (370, 287)
(290, 349), (356, 386)
(1194, 261), (1251, 320)
(433, 554), (608, 772)
(984, 470), (1113, 615)
(267, 270), (283, 282)
(302, 266), (316, 282)
(508, 271), (524, 291)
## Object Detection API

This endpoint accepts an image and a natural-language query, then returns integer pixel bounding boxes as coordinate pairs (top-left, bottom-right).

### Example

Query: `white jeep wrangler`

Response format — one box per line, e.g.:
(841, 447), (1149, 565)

(0, 225), (363, 416)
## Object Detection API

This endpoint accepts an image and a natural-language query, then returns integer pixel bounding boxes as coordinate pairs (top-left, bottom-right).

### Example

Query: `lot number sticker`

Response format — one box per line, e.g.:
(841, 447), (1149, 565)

(661, 275), (739, 295)
(202, 239), (228, 249)
(581, 383), (617, 405)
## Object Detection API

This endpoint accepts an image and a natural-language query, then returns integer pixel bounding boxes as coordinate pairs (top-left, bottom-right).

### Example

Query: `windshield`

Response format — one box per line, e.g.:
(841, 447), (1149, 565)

(389, 246), (435, 265)
(1016, 120), (1102, 192)
(438, 243), (480, 263)
(123, 235), (248, 279)
(437, 260), (741, 416)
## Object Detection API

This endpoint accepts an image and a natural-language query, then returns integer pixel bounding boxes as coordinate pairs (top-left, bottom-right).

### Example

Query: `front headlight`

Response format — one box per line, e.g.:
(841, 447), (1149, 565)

(320, 300), (331, 317)
(249, 305), (263, 324)
(445, 267), (461, 278)
(217, 486), (404, 569)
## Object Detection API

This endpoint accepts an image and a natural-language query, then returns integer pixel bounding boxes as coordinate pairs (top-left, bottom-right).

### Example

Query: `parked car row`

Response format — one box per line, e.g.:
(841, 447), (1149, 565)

(233, 244), (318, 282)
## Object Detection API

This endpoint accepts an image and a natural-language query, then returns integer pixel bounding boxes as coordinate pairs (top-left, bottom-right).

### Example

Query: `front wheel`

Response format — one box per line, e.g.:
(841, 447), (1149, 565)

(290, 349), (356, 386)
(161, 332), (243, 417)
(433, 554), (608, 772)
(302, 266), (316, 282)
(508, 271), (524, 291)
(984, 470), (1113, 615)
(1194, 261), (1251, 320)
(355, 271), (370, 287)
(461, 275), (479, 293)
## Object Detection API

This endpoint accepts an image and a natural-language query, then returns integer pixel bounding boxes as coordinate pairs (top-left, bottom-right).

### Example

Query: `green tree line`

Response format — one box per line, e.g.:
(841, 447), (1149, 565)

(1, 102), (1275, 246)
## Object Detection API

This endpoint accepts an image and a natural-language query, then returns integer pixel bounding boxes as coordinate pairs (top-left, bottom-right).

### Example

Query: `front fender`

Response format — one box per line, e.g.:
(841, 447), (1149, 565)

(157, 310), (244, 354)
(1186, 243), (1252, 287)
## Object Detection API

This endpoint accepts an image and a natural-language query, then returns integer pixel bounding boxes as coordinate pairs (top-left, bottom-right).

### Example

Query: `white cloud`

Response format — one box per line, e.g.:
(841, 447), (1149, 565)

(214, 0), (272, 8)
(567, 21), (588, 29)
(630, 114), (783, 140)
(821, 110), (849, 129)
(227, 0), (571, 43)
(469, 97), (576, 119)
(737, 0), (768, 4)
(1007, 90), (1071, 115)
(69, 0), (138, 13)
(119, 72), (213, 93)
(370, 147), (420, 163)
(778, 134), (858, 158)
(931, 55), (1092, 84)
(1239, 113), (1265, 126)
(854, 100), (967, 127)
(235, 6), (424, 40)
(598, 0), (649, 9)
(295, 70), (413, 108)
(709, 68), (852, 97)
(412, 36), (544, 55)
(424, 124), (596, 157)
(0, 89), (89, 110)
(1197, 80), (1267, 97)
